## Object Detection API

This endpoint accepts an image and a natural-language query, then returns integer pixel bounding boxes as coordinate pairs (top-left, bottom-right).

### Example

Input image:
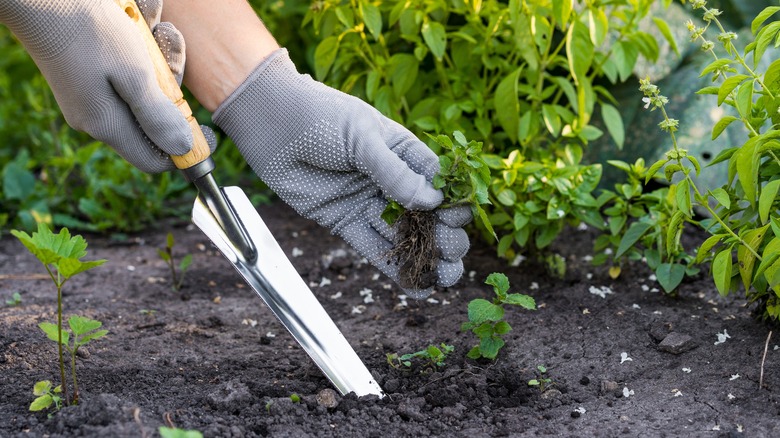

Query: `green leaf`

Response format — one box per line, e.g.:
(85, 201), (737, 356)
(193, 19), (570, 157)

(389, 53), (419, 97)
(695, 234), (726, 264)
(478, 336), (505, 360)
(166, 232), (174, 249)
(676, 180), (692, 217)
(494, 321), (512, 335)
(159, 427), (204, 438)
(652, 17), (679, 56)
(616, 221), (653, 258)
(718, 75), (750, 106)
(29, 394), (53, 412)
(314, 36), (340, 80)
(361, 1), (382, 40)
(58, 258), (106, 280)
(495, 67), (522, 143)
(566, 21), (594, 86)
(33, 380), (53, 396)
(759, 180), (780, 224)
(503, 293), (536, 310)
(712, 116), (738, 140)
(700, 59), (732, 78)
(587, 8), (608, 46)
(496, 189), (517, 206)
(421, 21), (447, 60)
(712, 248), (733, 296)
(553, 0), (573, 27)
(736, 136), (761, 207)
(542, 104), (561, 136)
(68, 315), (102, 336)
(754, 22), (780, 69)
(475, 204), (498, 242)
(738, 225), (770, 291)
(3, 162), (36, 201)
(752, 6), (780, 35)
(655, 263), (685, 293)
(467, 298), (504, 325)
(601, 104), (624, 149)
(712, 187), (733, 209)
(180, 254), (193, 272)
(645, 158), (669, 183)
(78, 330), (108, 346)
(39, 322), (68, 346)
(485, 272), (510, 295)
(467, 346), (481, 359)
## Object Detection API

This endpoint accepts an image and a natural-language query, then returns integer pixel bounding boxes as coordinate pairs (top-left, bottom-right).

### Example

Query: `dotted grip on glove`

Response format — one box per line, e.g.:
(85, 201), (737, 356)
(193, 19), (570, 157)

(114, 0), (210, 170)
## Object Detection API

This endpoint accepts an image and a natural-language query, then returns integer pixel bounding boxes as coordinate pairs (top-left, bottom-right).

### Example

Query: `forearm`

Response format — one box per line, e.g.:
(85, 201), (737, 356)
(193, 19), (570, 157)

(161, 0), (280, 111)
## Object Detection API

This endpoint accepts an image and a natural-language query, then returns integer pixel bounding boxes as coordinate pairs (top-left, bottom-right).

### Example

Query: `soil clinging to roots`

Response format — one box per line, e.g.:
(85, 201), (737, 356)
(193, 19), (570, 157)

(386, 210), (440, 290)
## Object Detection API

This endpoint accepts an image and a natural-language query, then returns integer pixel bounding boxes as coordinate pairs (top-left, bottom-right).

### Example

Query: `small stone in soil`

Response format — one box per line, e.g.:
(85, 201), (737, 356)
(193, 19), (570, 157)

(658, 332), (697, 354)
(316, 388), (340, 409)
(580, 376), (590, 386)
(649, 321), (674, 343)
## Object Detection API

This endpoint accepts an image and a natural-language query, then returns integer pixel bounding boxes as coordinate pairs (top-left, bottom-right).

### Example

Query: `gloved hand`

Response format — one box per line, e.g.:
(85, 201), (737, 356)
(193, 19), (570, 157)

(213, 49), (472, 298)
(0, 0), (209, 173)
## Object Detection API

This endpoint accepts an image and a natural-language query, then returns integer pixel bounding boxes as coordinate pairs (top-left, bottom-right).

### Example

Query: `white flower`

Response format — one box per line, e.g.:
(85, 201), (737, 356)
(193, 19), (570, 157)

(642, 97), (652, 109)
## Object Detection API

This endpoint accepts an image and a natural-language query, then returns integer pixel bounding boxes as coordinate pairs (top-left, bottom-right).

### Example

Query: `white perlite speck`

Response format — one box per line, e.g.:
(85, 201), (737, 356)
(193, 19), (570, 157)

(623, 387), (634, 397)
(682, 368), (692, 373)
(620, 352), (633, 364)
(589, 285), (614, 298)
(729, 374), (740, 381)
(291, 247), (304, 257)
(714, 330), (731, 345)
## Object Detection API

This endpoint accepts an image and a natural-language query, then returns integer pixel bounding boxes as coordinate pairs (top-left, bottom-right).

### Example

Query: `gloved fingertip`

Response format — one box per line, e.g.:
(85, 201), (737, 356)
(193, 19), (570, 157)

(436, 205), (473, 228)
(399, 180), (443, 211)
(403, 286), (435, 300)
(152, 22), (186, 85)
(200, 125), (219, 153)
(436, 260), (464, 288)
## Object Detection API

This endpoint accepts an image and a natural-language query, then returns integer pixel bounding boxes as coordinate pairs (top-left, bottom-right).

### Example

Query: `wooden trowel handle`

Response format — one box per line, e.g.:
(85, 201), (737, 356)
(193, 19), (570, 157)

(116, 0), (210, 170)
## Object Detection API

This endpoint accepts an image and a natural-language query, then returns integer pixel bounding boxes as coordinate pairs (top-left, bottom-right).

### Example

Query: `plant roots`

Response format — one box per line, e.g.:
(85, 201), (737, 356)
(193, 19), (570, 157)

(386, 210), (439, 290)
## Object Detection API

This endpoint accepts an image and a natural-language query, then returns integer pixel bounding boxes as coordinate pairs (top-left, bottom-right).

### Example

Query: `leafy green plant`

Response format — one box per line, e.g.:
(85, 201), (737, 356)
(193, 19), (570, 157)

(462, 273), (535, 360)
(11, 224), (106, 405)
(29, 380), (62, 414)
(158, 232), (193, 291)
(612, 1), (780, 321)
(384, 131), (493, 289)
(386, 343), (455, 373)
(306, 0), (674, 257)
(594, 158), (699, 292)
(6, 291), (22, 306)
(159, 427), (204, 438)
(527, 365), (553, 392)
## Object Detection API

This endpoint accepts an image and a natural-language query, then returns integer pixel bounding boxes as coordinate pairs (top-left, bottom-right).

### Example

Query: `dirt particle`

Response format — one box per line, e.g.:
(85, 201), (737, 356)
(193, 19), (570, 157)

(316, 388), (340, 409)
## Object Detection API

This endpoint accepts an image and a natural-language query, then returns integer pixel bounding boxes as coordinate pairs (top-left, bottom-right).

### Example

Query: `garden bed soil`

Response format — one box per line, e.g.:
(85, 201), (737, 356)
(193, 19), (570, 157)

(1, 202), (779, 437)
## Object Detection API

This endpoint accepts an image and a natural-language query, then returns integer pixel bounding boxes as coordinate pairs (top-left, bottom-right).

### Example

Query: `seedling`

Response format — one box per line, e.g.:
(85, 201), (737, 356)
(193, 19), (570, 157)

(383, 131), (493, 290)
(290, 393), (301, 403)
(528, 365), (554, 392)
(11, 224), (106, 406)
(139, 309), (157, 316)
(6, 291), (22, 306)
(387, 343), (454, 373)
(158, 232), (193, 291)
(462, 273), (535, 360)
(159, 427), (204, 438)
(29, 380), (62, 414)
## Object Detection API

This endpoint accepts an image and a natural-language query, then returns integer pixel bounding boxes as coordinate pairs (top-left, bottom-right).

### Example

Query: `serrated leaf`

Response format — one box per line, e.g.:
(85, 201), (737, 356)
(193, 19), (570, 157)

(713, 248), (733, 296)
(485, 272), (510, 295)
(656, 263), (685, 293)
(759, 179), (780, 224)
(58, 258), (106, 280)
(29, 394), (53, 412)
(712, 116), (738, 140)
(39, 322), (68, 345)
(616, 221), (652, 258)
(478, 336), (505, 360)
(33, 380), (52, 396)
(700, 59), (732, 78)
(467, 298), (504, 325)
(78, 330), (108, 346)
(494, 321), (512, 335)
(68, 315), (102, 336)
(738, 225), (770, 291)
(467, 346), (481, 359)
(503, 293), (536, 310)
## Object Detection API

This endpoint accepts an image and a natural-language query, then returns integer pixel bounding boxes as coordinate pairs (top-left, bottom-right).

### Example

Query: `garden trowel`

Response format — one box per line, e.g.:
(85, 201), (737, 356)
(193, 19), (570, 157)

(116, 0), (383, 398)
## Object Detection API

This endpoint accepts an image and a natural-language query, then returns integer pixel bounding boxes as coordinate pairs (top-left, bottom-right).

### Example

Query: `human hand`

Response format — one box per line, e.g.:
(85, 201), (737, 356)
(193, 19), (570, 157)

(0, 0), (212, 172)
(213, 49), (471, 298)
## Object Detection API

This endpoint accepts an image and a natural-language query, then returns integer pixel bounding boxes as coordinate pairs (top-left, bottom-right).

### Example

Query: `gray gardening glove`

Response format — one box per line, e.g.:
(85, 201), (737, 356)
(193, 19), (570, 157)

(213, 49), (472, 299)
(0, 0), (210, 173)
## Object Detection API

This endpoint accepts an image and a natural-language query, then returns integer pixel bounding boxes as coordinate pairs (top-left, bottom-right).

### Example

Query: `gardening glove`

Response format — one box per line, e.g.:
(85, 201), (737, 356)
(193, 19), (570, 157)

(0, 0), (214, 173)
(213, 49), (472, 299)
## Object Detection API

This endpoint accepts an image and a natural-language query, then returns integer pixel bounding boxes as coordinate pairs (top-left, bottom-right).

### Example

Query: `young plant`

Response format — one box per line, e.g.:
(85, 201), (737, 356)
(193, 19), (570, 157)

(11, 224), (106, 405)
(159, 427), (204, 438)
(383, 131), (493, 290)
(29, 380), (62, 414)
(528, 365), (554, 392)
(158, 232), (193, 291)
(462, 273), (536, 360)
(386, 343), (455, 373)
(6, 291), (22, 306)
(38, 315), (108, 406)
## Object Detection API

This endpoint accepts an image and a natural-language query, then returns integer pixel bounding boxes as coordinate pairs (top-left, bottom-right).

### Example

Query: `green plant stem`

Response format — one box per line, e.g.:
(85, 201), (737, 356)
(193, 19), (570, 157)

(70, 348), (79, 405)
(46, 266), (68, 406)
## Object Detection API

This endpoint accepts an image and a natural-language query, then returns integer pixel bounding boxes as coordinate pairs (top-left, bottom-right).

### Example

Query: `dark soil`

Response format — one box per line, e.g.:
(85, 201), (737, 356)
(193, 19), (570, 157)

(1, 202), (779, 437)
